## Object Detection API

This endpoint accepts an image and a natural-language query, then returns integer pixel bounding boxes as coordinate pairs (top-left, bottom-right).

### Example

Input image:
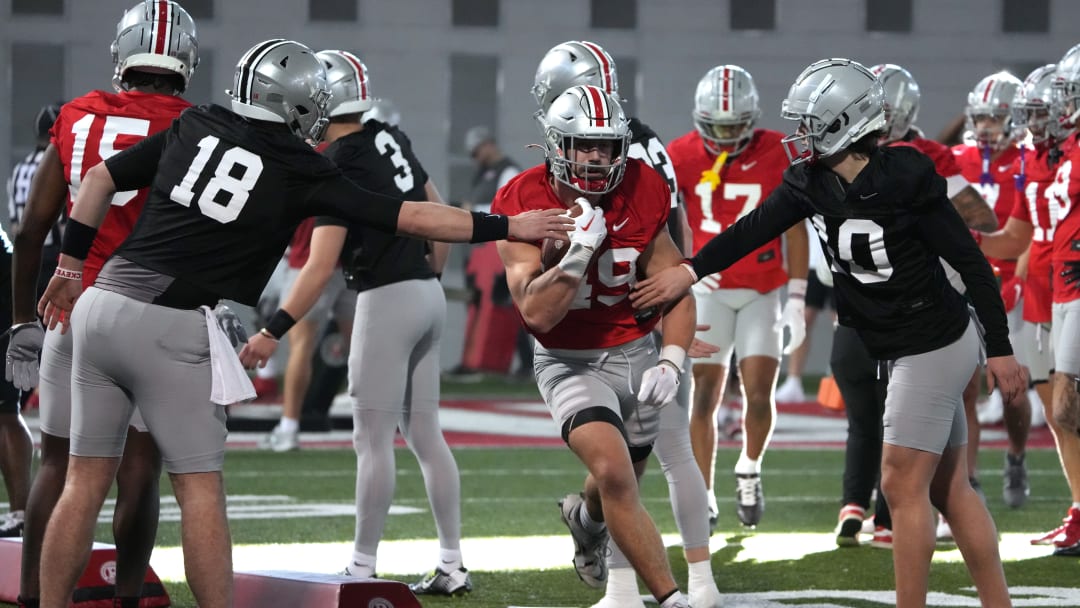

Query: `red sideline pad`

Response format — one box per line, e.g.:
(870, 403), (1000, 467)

(0, 538), (169, 607)
(234, 570), (421, 608)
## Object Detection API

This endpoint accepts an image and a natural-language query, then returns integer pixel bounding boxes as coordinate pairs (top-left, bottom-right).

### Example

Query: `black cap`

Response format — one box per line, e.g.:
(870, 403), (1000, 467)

(34, 102), (63, 140)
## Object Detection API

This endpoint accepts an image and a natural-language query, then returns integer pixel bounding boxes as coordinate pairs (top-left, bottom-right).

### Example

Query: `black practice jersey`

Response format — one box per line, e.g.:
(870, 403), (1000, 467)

(690, 146), (1010, 360)
(316, 121), (436, 292)
(628, 117), (683, 251)
(106, 104), (403, 306)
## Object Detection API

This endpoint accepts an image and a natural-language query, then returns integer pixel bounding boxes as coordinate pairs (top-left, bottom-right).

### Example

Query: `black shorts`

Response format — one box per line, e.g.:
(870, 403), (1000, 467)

(805, 272), (834, 310)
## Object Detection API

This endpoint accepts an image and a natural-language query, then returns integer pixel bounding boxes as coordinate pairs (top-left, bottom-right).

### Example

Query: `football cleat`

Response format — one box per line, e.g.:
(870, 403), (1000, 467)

(689, 575), (723, 608)
(1032, 507), (1080, 545)
(258, 424), (299, 452)
(409, 567), (473, 596)
(870, 526), (893, 549)
(835, 504), (866, 547)
(1002, 452), (1030, 509)
(707, 502), (719, 535)
(558, 493), (609, 588)
(735, 473), (764, 527)
(0, 513), (24, 538)
(590, 595), (646, 608)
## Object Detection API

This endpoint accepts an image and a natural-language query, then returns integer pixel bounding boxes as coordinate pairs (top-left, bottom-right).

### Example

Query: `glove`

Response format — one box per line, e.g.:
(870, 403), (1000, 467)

(1062, 260), (1080, 287)
(637, 360), (680, 406)
(775, 279), (807, 355)
(1000, 275), (1023, 313)
(558, 199), (607, 279)
(569, 198), (607, 250)
(214, 305), (249, 349)
(6, 321), (45, 391)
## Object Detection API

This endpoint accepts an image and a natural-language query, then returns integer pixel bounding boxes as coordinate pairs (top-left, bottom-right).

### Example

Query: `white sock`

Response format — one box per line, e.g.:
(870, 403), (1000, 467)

(579, 501), (606, 534)
(604, 567), (640, 601)
(278, 417), (299, 433)
(782, 375), (800, 386)
(439, 548), (462, 571)
(659, 590), (689, 608)
(687, 558), (715, 591)
(6, 510), (24, 522)
(706, 492), (718, 513)
(348, 551), (376, 577)
(1072, 502), (1080, 510)
(735, 452), (760, 475)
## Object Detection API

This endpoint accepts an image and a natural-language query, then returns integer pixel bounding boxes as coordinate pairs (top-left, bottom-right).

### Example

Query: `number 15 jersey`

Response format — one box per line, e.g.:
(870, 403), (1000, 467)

(51, 90), (192, 287)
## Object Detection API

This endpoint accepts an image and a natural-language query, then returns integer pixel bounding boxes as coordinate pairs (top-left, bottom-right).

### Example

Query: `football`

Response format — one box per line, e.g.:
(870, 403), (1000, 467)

(540, 203), (583, 271)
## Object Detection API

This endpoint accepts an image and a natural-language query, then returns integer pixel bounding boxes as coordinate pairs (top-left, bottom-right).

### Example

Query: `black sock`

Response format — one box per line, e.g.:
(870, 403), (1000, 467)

(18, 597), (40, 608)
(115, 598), (141, 608)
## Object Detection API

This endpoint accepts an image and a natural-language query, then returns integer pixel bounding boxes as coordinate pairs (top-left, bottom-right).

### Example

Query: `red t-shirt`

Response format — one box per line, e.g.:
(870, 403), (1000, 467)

(952, 143), (1021, 282)
(1048, 136), (1080, 303)
(666, 129), (788, 293)
(491, 160), (670, 349)
(893, 137), (963, 178)
(51, 90), (191, 287)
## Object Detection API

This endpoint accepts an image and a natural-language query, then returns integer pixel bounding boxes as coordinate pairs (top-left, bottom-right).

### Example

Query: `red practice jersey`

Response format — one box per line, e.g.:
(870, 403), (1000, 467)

(892, 137), (963, 178)
(1048, 136), (1080, 303)
(666, 129), (788, 293)
(287, 217), (315, 269)
(952, 143), (1021, 281)
(491, 160), (670, 349)
(1009, 141), (1073, 320)
(51, 90), (191, 287)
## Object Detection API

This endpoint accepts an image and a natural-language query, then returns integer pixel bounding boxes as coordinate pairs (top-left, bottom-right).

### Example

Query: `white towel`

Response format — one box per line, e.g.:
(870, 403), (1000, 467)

(201, 306), (256, 405)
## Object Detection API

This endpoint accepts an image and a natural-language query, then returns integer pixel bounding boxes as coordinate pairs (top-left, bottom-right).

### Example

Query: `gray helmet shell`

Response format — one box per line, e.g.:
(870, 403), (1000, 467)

(317, 50), (374, 117)
(532, 40), (619, 111)
(228, 39), (331, 143)
(692, 65), (761, 156)
(111, 0), (199, 92)
(870, 64), (920, 143)
(780, 58), (886, 165)
(541, 85), (631, 195)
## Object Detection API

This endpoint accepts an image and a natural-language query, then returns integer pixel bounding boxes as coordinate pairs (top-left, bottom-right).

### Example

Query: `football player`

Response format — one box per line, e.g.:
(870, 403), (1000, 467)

(531, 41), (720, 608)
(33, 39), (570, 608)
(833, 64), (1004, 547)
(6, 3), (197, 606)
(238, 50), (469, 595)
(494, 85), (696, 608)
(632, 58), (1025, 608)
(1, 103), (61, 542)
(938, 72), (1035, 544)
(666, 64), (810, 529)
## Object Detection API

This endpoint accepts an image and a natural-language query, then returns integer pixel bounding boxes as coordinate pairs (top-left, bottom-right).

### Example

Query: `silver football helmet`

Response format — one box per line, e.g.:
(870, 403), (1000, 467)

(870, 64), (920, 143)
(541, 85), (630, 195)
(316, 50), (373, 117)
(965, 71), (1022, 148)
(111, 0), (199, 93)
(1052, 43), (1080, 138)
(228, 39), (331, 143)
(1014, 64), (1058, 144)
(532, 40), (619, 112)
(780, 58), (886, 165)
(692, 65), (760, 157)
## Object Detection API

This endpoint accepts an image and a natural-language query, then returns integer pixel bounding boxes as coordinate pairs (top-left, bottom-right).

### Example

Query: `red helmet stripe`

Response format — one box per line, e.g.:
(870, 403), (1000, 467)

(341, 51), (368, 101)
(982, 79), (995, 103)
(721, 67), (730, 113)
(586, 85), (606, 127)
(581, 41), (613, 94)
(153, 1), (170, 55)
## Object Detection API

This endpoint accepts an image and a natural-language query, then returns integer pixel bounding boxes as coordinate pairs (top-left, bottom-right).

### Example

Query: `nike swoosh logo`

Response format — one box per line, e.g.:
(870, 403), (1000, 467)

(859, 192), (878, 200)
(582, 216), (595, 231)
(741, 161), (758, 171)
(998, 166), (1010, 173)
(613, 218), (630, 231)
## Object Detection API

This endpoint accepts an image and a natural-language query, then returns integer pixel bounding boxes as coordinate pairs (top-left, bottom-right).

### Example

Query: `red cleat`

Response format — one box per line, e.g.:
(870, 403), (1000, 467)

(1031, 507), (1080, 546)
(251, 376), (281, 404)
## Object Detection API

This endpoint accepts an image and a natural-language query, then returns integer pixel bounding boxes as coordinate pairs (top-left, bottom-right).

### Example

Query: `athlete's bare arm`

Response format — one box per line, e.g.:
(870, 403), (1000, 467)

(978, 216), (1033, 260)
(12, 145), (67, 323)
(423, 179), (451, 274)
(497, 239), (581, 334)
(783, 218), (810, 281)
(638, 230), (695, 352)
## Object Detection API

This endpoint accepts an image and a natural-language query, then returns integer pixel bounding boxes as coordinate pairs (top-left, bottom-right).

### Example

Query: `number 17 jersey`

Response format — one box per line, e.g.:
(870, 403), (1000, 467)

(50, 90), (192, 286)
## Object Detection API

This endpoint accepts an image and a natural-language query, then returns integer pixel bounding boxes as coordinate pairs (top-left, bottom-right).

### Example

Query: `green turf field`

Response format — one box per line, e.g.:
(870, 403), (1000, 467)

(15, 445), (1076, 607)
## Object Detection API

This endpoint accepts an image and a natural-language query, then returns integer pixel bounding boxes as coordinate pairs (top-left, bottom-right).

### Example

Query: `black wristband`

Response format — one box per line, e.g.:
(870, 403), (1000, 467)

(264, 309), (297, 339)
(61, 219), (98, 261)
(470, 211), (509, 243)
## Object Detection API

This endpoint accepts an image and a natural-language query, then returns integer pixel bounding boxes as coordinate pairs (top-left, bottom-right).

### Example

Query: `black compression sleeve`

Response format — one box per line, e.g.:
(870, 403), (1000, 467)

(104, 130), (168, 191)
(306, 175), (403, 234)
(691, 184), (807, 279)
(920, 196), (1013, 358)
